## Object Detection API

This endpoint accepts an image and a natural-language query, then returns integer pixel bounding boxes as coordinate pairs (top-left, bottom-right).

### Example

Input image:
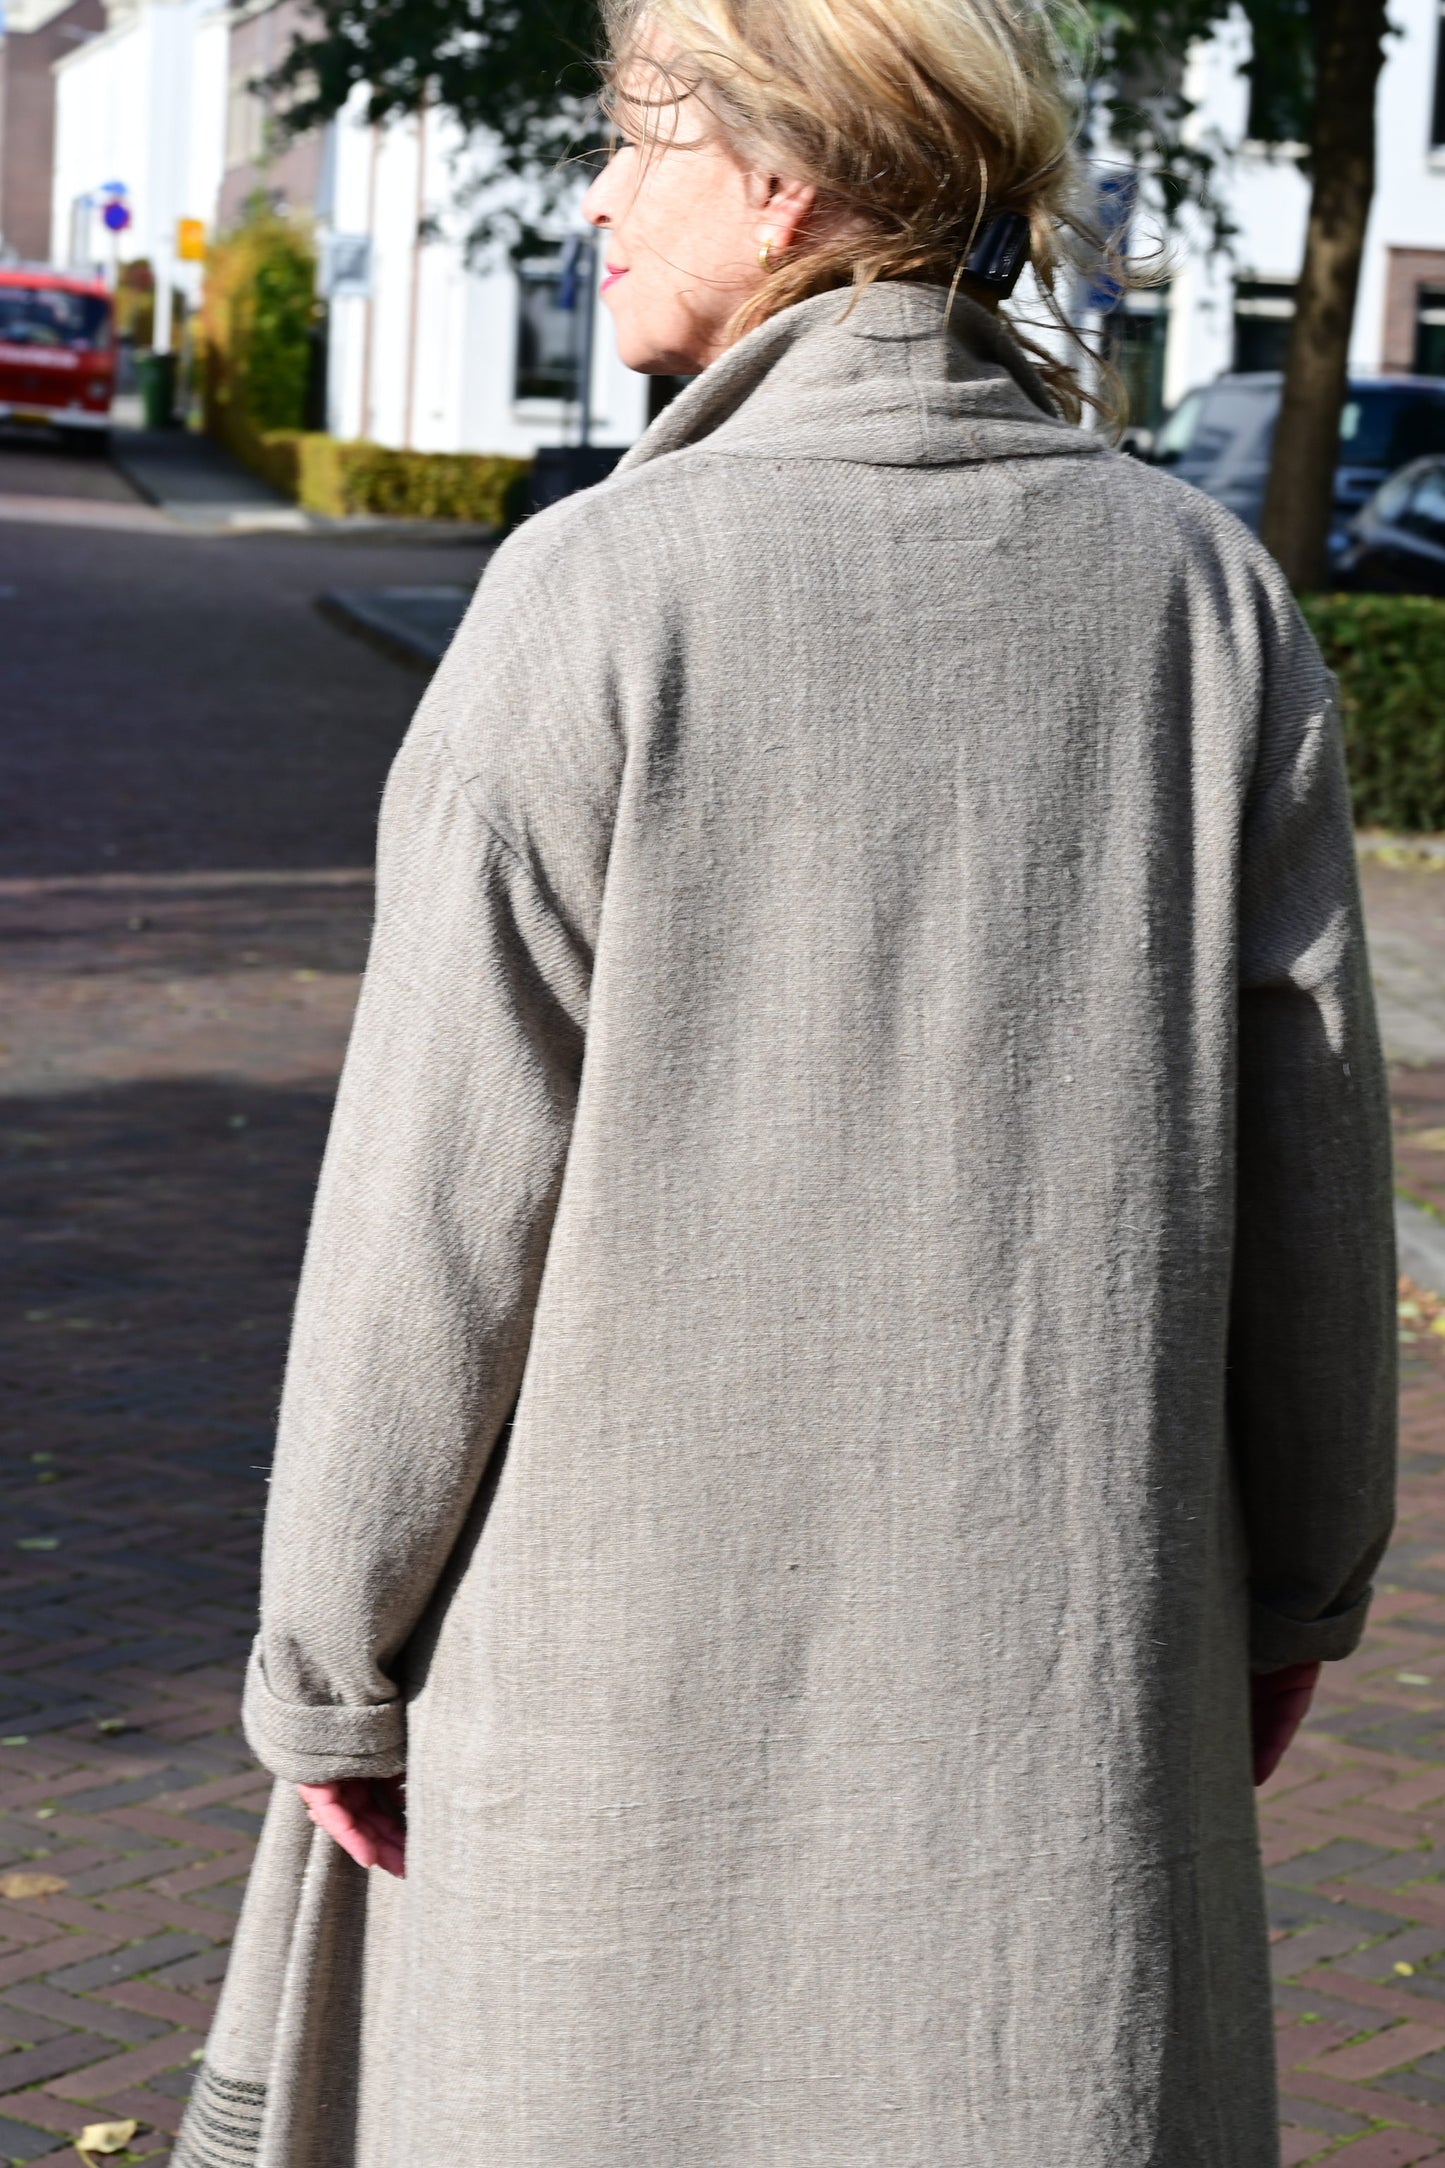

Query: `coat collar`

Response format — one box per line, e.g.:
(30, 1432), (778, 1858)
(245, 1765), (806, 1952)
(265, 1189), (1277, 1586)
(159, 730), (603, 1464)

(615, 281), (1107, 474)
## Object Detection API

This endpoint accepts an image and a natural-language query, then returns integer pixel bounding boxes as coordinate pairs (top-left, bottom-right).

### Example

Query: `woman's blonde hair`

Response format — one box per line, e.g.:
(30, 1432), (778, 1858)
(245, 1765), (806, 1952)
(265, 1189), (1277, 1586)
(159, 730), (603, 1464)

(600, 0), (1110, 425)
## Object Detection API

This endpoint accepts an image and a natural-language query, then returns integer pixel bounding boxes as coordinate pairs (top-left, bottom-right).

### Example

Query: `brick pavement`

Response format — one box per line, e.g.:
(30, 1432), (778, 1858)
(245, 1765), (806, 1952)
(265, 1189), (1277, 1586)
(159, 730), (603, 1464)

(0, 866), (366, 2159)
(6, 456), (1445, 2161)
(0, 463), (431, 2163)
(1265, 1333), (1445, 2165)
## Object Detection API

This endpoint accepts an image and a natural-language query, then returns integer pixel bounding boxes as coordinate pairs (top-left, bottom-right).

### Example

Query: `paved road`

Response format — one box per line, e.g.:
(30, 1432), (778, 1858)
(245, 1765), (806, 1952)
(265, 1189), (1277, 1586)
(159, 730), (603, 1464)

(0, 436), (488, 878)
(5, 434), (1445, 2163)
(0, 432), (138, 505)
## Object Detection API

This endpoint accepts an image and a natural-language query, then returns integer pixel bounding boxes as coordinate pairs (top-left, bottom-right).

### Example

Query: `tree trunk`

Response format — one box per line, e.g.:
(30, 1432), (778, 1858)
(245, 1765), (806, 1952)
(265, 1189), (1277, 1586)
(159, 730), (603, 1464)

(1258, 0), (1390, 590)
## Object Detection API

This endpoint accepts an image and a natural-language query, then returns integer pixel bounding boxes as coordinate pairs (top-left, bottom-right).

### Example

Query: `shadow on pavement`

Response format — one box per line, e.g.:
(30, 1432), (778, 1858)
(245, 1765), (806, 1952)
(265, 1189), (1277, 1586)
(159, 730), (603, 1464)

(0, 1075), (337, 1735)
(0, 1076), (343, 2158)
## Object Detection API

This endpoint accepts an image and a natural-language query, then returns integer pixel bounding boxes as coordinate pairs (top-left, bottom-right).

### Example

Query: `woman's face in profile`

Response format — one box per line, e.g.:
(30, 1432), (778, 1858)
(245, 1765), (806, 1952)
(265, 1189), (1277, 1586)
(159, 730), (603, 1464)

(583, 41), (813, 376)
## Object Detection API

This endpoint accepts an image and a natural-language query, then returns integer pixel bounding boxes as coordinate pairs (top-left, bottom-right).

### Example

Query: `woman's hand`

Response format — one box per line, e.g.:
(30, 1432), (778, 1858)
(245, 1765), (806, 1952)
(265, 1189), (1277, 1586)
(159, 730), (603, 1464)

(298, 1777), (407, 1878)
(1251, 1662), (1321, 1787)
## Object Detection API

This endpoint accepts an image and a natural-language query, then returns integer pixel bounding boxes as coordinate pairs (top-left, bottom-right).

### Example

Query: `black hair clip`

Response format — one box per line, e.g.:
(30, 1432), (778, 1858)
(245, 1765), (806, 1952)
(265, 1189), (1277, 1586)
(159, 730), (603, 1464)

(963, 211), (1031, 298)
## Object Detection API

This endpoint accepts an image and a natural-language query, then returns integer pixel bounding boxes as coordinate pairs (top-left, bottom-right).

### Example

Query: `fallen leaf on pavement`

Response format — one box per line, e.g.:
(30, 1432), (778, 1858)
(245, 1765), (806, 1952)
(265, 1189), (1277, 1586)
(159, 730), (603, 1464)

(76, 2119), (139, 2162)
(0, 1870), (68, 1898)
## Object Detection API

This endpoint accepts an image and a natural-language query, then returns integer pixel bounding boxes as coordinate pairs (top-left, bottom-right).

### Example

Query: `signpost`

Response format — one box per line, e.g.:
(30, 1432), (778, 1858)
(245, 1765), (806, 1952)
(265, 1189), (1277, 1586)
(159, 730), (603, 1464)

(98, 181), (130, 290)
(319, 233), (374, 300)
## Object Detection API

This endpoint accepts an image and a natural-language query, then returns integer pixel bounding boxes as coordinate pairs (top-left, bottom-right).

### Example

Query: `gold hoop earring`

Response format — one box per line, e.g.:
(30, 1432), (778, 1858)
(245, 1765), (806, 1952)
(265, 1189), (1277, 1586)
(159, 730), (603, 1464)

(758, 239), (775, 271)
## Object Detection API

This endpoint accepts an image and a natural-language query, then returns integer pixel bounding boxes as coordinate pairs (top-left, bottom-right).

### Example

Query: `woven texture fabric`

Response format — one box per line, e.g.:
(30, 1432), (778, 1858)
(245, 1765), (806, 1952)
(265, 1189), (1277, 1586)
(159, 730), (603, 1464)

(170, 2068), (266, 2167)
(184, 283), (1396, 2166)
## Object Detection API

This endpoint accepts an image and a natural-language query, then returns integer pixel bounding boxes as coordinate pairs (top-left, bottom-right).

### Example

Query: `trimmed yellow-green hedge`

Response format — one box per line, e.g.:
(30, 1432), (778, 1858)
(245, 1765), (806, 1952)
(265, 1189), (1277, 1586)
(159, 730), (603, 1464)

(1302, 594), (1445, 835)
(225, 414), (530, 528)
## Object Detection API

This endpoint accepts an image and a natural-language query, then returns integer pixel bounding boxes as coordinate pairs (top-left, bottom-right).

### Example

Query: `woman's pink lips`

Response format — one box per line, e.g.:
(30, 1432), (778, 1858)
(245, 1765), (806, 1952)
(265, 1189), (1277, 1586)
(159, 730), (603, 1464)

(601, 266), (629, 294)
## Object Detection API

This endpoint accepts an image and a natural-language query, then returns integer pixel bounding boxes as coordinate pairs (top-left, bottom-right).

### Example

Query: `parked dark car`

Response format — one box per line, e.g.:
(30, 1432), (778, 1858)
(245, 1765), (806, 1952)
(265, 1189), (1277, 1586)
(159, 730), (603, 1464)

(1334, 457), (1445, 595)
(1146, 373), (1445, 563)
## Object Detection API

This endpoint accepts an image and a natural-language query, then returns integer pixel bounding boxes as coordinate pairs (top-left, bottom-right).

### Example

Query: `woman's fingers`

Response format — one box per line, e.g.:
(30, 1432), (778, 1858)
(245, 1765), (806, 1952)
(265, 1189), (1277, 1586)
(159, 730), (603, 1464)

(297, 1779), (407, 1877)
(365, 1778), (407, 1875)
(1251, 1662), (1322, 1787)
(297, 1781), (380, 1869)
(304, 1781), (406, 1876)
(351, 1785), (407, 1877)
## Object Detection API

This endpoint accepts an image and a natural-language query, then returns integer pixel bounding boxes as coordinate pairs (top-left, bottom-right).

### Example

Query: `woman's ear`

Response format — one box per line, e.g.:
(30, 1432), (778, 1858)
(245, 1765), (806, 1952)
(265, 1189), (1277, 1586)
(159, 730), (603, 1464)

(758, 174), (818, 255)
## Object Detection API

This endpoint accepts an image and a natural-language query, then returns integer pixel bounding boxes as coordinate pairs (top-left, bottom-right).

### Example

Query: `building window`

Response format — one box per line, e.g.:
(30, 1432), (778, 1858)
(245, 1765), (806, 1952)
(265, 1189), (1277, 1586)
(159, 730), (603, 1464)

(68, 195), (94, 273)
(1244, 0), (1313, 148)
(226, 76), (268, 169)
(1233, 279), (1295, 373)
(514, 262), (581, 403)
(1417, 286), (1445, 376)
(1105, 291), (1170, 433)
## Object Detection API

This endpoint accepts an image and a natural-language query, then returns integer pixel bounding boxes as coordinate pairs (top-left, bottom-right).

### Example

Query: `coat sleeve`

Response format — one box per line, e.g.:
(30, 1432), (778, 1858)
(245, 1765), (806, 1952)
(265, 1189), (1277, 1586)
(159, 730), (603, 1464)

(1230, 591), (1397, 1674)
(243, 524), (618, 1783)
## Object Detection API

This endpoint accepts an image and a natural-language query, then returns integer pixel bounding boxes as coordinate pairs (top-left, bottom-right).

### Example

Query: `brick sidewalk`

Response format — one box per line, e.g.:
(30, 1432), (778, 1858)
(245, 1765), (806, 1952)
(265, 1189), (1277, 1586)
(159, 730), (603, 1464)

(1266, 1340), (1445, 2166)
(0, 865), (372, 2162)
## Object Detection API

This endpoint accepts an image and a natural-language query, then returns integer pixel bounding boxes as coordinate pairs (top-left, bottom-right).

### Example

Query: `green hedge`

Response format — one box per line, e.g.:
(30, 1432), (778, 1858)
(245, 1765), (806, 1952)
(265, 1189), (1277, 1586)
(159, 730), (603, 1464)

(300, 437), (531, 526)
(1302, 594), (1445, 834)
(203, 206), (318, 437)
(223, 415), (530, 528)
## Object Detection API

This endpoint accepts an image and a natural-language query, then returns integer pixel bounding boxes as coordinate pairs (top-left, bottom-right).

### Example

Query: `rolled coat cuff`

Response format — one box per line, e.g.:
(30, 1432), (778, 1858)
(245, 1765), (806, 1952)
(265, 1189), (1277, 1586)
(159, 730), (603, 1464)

(242, 1639), (407, 1783)
(1249, 1588), (1373, 1672)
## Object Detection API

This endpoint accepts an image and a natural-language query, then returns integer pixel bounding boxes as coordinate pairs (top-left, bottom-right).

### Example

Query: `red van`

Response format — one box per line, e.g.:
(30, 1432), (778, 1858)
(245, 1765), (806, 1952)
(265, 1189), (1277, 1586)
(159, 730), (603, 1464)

(0, 268), (115, 445)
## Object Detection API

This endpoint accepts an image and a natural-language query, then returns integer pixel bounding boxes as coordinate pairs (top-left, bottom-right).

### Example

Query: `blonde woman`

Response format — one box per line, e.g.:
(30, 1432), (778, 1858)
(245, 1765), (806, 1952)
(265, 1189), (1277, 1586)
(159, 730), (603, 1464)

(175, 1), (1395, 2162)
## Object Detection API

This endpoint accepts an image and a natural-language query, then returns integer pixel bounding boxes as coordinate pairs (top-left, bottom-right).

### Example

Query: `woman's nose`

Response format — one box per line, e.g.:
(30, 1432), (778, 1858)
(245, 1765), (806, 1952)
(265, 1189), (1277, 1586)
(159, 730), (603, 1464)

(582, 166), (613, 229)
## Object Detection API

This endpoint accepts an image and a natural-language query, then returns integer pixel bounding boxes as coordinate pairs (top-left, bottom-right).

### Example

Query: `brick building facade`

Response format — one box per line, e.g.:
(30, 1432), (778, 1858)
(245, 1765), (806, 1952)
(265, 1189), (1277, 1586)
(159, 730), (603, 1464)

(0, 0), (106, 262)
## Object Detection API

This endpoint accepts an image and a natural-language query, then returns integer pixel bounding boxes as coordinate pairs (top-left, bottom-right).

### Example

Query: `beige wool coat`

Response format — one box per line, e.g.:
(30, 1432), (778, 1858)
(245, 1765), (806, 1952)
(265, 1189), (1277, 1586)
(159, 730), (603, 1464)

(176, 282), (1397, 2168)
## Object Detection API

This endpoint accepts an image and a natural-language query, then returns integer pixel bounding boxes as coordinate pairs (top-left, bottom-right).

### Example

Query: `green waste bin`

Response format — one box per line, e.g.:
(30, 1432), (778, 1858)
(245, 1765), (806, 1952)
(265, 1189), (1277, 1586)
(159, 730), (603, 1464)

(136, 350), (178, 430)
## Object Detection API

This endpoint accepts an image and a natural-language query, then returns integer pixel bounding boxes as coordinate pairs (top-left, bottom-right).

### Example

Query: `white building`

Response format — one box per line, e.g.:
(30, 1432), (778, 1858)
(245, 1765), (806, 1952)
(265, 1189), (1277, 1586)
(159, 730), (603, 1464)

(318, 89), (648, 457)
(1108, 0), (1445, 427)
(50, 0), (227, 346)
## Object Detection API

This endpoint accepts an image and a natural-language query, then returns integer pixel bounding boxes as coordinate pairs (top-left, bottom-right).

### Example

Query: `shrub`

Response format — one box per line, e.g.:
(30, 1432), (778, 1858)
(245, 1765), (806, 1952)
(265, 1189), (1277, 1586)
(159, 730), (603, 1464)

(296, 437), (531, 526)
(210, 411), (303, 501)
(202, 197), (530, 530)
(202, 202), (318, 440)
(1302, 593), (1445, 834)
(223, 414), (530, 530)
